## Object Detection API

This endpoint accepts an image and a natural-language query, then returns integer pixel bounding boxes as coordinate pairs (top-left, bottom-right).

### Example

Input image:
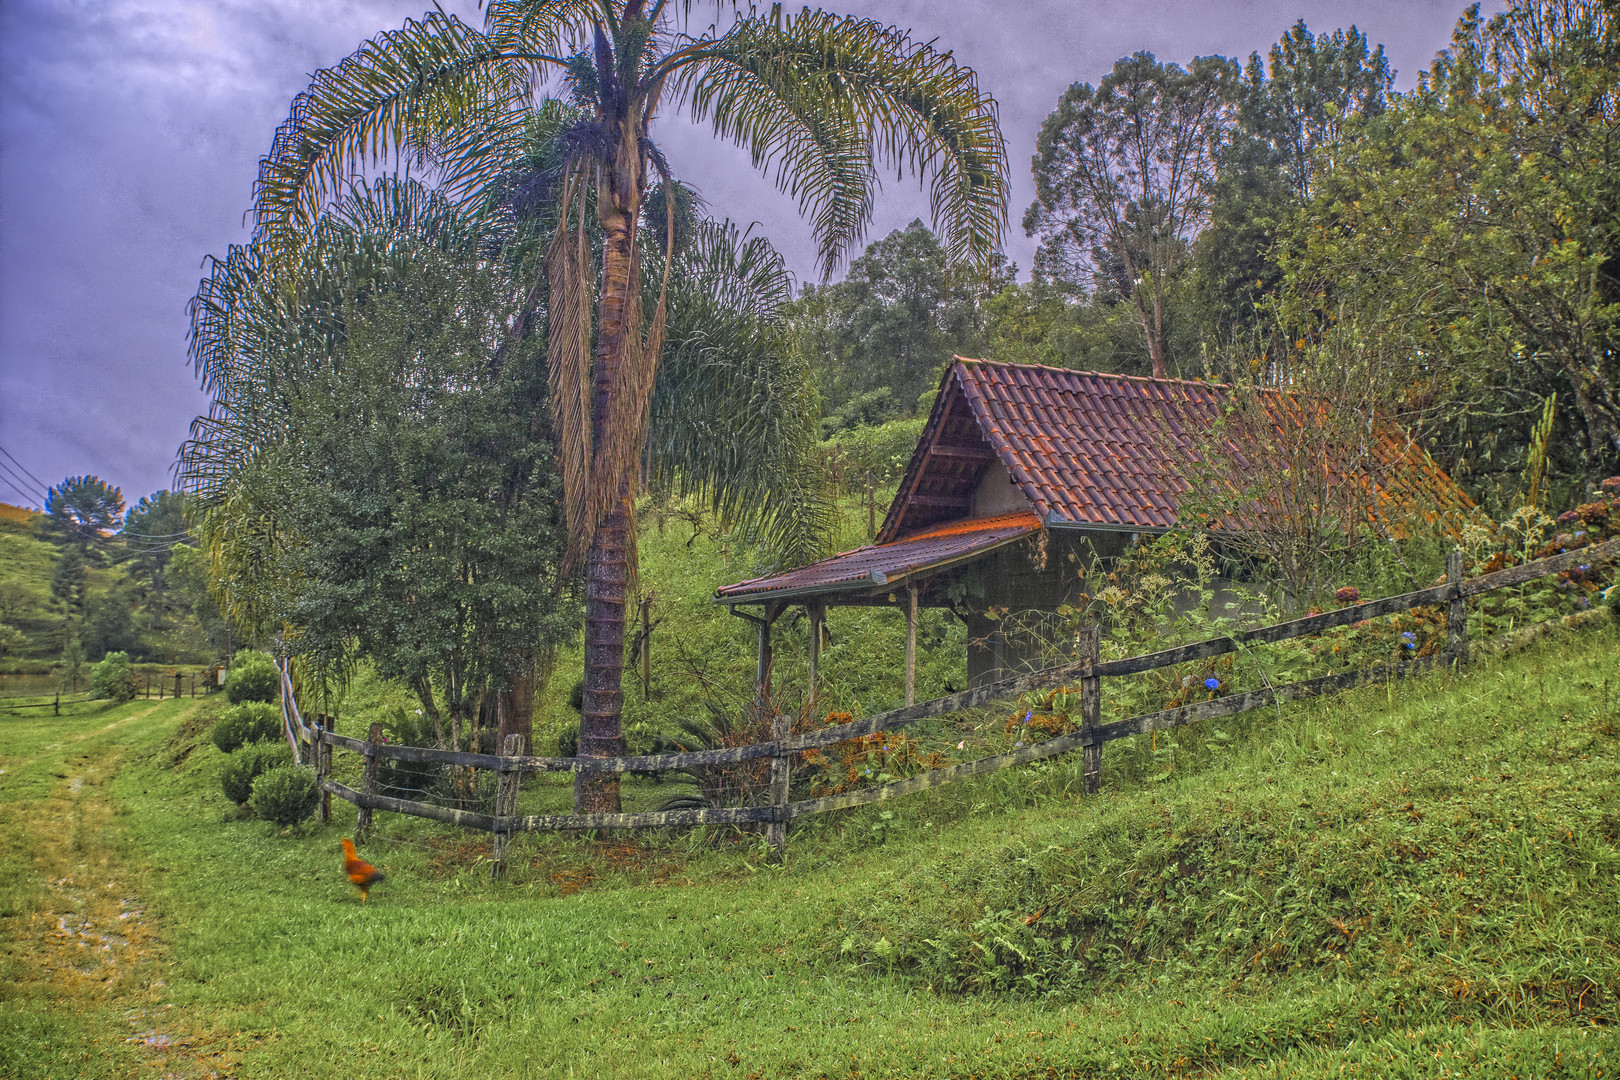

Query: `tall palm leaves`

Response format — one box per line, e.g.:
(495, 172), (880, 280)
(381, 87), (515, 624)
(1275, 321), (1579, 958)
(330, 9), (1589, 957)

(240, 0), (1007, 811)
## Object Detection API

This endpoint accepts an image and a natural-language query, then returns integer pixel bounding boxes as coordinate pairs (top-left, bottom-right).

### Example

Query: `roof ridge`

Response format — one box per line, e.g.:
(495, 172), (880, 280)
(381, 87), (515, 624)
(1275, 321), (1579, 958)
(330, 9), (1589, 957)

(952, 355), (1240, 392)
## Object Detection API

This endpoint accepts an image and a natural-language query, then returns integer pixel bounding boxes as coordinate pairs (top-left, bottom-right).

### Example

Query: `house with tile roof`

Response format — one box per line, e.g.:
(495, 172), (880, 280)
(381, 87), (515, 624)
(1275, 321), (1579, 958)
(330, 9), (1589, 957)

(717, 358), (1474, 698)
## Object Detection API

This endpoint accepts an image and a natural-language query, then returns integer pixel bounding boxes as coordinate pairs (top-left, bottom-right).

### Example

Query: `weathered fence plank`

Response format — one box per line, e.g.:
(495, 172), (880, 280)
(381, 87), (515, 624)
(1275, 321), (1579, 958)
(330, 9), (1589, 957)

(301, 540), (1614, 858)
(323, 779), (500, 832)
(1459, 537), (1620, 597)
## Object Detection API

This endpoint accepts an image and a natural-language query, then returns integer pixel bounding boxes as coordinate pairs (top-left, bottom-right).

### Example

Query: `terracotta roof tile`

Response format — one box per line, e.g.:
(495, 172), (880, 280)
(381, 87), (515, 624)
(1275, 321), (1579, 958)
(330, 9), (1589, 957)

(880, 359), (1474, 541)
(716, 512), (1041, 603)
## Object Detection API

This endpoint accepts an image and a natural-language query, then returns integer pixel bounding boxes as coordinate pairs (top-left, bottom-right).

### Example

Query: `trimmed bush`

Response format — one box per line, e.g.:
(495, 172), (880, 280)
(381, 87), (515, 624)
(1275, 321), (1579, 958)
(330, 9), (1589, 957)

(249, 765), (319, 826)
(212, 702), (283, 754)
(225, 649), (278, 704)
(221, 741), (292, 805)
(89, 651), (138, 702)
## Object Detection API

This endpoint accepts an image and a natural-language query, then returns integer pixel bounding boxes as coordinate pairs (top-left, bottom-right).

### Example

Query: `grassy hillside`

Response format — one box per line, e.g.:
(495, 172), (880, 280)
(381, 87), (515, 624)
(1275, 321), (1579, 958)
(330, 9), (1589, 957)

(2, 612), (1615, 1078)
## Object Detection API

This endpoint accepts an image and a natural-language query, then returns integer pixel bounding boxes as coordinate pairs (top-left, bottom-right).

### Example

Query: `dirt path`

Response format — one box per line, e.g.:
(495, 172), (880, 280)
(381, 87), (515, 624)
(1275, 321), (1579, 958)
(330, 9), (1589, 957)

(0, 702), (227, 1078)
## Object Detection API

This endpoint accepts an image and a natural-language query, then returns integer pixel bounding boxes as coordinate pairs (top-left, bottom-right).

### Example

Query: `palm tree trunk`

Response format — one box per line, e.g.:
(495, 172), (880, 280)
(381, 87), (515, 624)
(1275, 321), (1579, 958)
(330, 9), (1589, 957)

(575, 205), (636, 814)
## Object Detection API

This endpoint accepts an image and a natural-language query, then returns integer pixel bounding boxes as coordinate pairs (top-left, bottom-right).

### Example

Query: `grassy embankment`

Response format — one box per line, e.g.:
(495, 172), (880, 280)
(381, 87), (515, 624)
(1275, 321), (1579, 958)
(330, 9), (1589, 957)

(2, 613), (1617, 1078)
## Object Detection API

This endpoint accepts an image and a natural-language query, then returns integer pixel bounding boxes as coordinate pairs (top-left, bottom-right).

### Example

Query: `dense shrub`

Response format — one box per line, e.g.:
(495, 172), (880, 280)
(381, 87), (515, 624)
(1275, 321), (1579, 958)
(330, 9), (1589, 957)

(221, 741), (292, 805)
(249, 765), (319, 826)
(556, 719), (580, 758)
(225, 649), (279, 704)
(89, 651), (138, 702)
(377, 705), (440, 797)
(212, 702), (283, 754)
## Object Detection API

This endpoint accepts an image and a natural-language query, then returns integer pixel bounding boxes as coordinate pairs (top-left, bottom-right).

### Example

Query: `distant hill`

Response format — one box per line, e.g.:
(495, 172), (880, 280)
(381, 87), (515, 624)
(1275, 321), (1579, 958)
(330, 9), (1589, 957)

(0, 502), (39, 527)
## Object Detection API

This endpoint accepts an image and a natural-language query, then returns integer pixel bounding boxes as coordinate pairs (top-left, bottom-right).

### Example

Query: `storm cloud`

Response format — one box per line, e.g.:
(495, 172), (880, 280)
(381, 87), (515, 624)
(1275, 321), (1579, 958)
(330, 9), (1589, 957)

(0, 0), (1483, 507)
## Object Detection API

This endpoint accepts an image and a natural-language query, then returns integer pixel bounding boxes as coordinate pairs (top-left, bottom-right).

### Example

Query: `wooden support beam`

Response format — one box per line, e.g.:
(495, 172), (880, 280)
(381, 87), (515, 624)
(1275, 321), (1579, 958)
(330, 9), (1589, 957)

(929, 443), (996, 462)
(907, 494), (973, 512)
(756, 620), (772, 705)
(904, 583), (918, 706)
(808, 603), (824, 706)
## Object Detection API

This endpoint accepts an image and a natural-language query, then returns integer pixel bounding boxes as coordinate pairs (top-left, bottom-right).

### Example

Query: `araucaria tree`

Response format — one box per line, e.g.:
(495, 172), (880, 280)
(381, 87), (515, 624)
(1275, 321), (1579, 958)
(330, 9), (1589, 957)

(1026, 53), (1236, 378)
(247, 1), (1007, 812)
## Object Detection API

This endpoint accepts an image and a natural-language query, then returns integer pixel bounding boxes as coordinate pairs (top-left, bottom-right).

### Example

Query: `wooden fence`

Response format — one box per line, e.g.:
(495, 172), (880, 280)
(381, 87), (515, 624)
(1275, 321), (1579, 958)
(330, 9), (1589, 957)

(279, 540), (1618, 870)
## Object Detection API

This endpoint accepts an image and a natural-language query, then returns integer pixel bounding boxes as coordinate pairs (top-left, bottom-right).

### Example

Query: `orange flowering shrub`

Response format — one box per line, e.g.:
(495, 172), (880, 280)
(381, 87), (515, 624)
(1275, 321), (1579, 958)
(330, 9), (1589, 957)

(797, 711), (932, 795)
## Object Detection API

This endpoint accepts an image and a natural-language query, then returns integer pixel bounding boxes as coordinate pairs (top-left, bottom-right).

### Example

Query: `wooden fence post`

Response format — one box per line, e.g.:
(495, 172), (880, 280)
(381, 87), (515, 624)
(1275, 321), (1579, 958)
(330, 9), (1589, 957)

(1447, 549), (1468, 667)
(1080, 626), (1102, 795)
(174, 672), (183, 700)
(904, 583), (919, 707)
(356, 722), (382, 844)
(766, 708), (791, 863)
(316, 716), (332, 824)
(492, 733), (524, 878)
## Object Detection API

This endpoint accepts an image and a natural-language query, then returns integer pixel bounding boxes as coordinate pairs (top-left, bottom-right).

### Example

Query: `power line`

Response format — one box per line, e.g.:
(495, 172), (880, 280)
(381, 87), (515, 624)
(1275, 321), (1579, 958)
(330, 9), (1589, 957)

(0, 443), (49, 493)
(0, 473), (40, 508)
(0, 459), (45, 505)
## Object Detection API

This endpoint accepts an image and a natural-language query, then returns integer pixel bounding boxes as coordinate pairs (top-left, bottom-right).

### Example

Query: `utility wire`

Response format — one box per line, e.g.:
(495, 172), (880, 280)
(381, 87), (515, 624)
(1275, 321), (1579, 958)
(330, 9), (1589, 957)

(0, 443), (49, 493)
(0, 459), (45, 505)
(0, 473), (40, 508)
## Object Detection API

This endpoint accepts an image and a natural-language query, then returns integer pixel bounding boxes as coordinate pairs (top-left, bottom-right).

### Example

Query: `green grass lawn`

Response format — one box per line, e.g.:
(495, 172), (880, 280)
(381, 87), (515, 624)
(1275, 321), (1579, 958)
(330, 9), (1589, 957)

(2, 618), (1617, 1078)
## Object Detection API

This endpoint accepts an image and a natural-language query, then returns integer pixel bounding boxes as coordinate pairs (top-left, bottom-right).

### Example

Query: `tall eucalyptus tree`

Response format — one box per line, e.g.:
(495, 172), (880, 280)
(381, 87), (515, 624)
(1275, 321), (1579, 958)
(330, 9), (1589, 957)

(248, 0), (1008, 811)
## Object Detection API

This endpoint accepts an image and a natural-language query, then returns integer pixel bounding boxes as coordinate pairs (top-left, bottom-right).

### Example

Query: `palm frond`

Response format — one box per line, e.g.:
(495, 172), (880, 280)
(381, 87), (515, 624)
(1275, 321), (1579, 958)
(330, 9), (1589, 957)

(668, 9), (1008, 275)
(251, 11), (534, 254)
(646, 220), (835, 566)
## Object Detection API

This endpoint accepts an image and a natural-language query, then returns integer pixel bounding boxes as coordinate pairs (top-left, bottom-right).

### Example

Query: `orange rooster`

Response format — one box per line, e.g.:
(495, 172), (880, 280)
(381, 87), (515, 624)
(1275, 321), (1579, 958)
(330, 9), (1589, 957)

(341, 838), (385, 903)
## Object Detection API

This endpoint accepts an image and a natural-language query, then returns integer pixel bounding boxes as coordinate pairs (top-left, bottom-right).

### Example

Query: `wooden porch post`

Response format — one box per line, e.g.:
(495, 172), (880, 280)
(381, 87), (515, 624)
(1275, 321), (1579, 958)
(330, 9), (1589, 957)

(807, 603), (824, 706)
(904, 583), (919, 707)
(756, 618), (772, 705)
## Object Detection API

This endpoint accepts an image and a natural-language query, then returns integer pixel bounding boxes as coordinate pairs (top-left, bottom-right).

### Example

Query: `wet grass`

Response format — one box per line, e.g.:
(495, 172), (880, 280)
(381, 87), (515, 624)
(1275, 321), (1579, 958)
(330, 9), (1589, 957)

(0, 618), (1617, 1078)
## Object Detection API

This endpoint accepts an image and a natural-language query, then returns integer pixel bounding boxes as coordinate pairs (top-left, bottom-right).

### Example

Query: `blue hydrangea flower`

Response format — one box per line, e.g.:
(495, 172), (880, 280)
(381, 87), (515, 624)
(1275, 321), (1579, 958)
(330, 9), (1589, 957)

(1203, 677), (1220, 690)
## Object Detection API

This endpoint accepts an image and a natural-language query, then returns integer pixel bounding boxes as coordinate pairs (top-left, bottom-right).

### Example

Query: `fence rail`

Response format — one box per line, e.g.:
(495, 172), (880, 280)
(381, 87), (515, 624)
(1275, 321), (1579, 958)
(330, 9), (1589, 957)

(280, 538), (1619, 869)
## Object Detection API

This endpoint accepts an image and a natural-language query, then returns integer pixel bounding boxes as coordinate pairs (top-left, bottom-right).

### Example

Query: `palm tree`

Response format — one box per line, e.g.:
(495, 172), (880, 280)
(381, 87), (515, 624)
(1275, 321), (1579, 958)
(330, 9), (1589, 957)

(249, 0), (1008, 812)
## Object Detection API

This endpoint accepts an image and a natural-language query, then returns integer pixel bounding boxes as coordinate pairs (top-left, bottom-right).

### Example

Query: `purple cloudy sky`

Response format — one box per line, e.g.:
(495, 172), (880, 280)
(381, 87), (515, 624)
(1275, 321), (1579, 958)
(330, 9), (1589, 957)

(0, 0), (1488, 510)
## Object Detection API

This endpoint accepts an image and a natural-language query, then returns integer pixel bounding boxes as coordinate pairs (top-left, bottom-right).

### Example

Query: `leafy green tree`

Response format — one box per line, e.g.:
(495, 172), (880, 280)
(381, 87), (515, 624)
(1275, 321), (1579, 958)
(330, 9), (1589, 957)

(54, 631), (84, 698)
(83, 583), (138, 660)
(276, 243), (574, 752)
(822, 415), (928, 538)
(245, 1), (1008, 812)
(0, 622), (21, 662)
(1193, 22), (1392, 345)
(121, 491), (191, 632)
(44, 476), (124, 553)
(1275, 0), (1619, 487)
(49, 546), (88, 626)
(1026, 52), (1238, 378)
(165, 544), (233, 661)
(793, 220), (1005, 418)
(90, 651), (138, 702)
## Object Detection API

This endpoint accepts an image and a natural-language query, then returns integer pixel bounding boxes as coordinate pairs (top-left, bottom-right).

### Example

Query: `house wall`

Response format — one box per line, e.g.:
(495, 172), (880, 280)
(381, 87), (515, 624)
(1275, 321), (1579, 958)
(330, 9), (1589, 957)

(959, 528), (1130, 686)
(971, 459), (1031, 517)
